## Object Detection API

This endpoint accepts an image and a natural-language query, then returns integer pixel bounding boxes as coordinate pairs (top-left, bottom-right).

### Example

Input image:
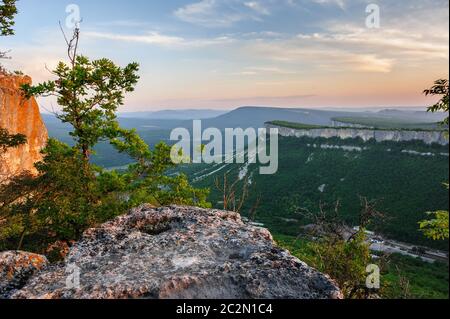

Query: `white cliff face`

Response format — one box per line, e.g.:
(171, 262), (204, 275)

(267, 125), (449, 146)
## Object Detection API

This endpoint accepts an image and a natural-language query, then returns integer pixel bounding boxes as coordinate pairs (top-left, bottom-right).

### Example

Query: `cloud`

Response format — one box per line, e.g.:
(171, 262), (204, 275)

(244, 2), (270, 15)
(247, 40), (396, 73)
(240, 8), (448, 74)
(234, 66), (297, 76)
(174, 0), (271, 27)
(94, 20), (153, 28)
(174, 0), (242, 27)
(296, 23), (449, 60)
(83, 30), (235, 48)
(84, 31), (185, 46)
(312, 0), (346, 9)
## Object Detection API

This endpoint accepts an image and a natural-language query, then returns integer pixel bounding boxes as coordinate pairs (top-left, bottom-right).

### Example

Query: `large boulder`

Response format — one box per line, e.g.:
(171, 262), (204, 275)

(0, 251), (48, 298)
(0, 74), (48, 178)
(10, 206), (342, 299)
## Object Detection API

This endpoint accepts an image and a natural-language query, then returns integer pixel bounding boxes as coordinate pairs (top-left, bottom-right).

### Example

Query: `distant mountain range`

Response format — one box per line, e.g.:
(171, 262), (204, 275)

(164, 107), (446, 130)
(43, 107), (447, 134)
(117, 109), (227, 120)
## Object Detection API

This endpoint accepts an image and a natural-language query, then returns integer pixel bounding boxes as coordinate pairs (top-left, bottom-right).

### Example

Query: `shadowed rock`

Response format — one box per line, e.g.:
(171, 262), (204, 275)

(9, 206), (342, 299)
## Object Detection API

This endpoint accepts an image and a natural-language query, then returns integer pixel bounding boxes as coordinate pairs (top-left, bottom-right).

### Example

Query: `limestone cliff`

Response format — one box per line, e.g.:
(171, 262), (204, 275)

(267, 124), (449, 146)
(1, 206), (342, 299)
(0, 74), (48, 178)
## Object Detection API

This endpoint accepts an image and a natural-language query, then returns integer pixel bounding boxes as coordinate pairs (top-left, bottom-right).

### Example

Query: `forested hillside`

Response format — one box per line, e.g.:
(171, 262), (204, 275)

(185, 136), (449, 250)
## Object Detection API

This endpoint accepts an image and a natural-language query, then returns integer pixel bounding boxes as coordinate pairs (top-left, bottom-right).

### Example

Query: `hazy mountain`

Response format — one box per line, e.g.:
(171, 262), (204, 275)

(376, 109), (446, 122)
(117, 109), (227, 120)
(198, 107), (348, 129)
(198, 106), (444, 130)
(43, 106), (446, 141)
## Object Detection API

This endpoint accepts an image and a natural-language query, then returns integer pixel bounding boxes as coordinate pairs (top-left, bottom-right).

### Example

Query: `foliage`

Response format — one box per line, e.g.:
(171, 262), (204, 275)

(293, 199), (382, 299)
(419, 210), (449, 241)
(269, 119), (445, 132)
(0, 128), (26, 153)
(188, 135), (449, 250)
(266, 121), (327, 130)
(0, 0), (17, 67)
(311, 230), (371, 298)
(21, 29), (140, 163)
(381, 253), (449, 299)
(424, 79), (449, 126)
(331, 117), (444, 130)
(419, 81), (449, 242)
(275, 234), (449, 299)
(419, 181), (449, 243)
(1, 29), (209, 252)
(0, 0), (17, 36)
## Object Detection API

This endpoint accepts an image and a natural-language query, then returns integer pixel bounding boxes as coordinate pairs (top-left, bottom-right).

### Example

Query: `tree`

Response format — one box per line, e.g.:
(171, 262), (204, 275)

(298, 198), (384, 299)
(0, 0), (17, 36)
(0, 128), (26, 153)
(1, 28), (209, 251)
(424, 79), (449, 126)
(22, 28), (139, 165)
(0, 0), (17, 66)
(419, 183), (449, 241)
(419, 80), (449, 241)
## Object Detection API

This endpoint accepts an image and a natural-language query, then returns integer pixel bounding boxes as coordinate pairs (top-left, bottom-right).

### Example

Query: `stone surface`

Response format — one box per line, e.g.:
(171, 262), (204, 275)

(0, 74), (48, 178)
(10, 205), (342, 299)
(268, 124), (449, 146)
(0, 251), (48, 299)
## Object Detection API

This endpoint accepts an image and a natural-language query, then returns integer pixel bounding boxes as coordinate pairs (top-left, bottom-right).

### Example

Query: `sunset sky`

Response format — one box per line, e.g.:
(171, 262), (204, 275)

(2, 0), (449, 111)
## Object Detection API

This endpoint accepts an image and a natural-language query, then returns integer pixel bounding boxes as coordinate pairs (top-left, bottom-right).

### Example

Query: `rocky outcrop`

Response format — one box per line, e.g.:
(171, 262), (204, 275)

(0, 251), (48, 298)
(7, 206), (342, 299)
(267, 124), (449, 146)
(0, 74), (48, 178)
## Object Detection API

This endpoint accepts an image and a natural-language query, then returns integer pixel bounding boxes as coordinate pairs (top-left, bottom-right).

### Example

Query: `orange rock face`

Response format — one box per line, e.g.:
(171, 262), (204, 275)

(0, 74), (48, 178)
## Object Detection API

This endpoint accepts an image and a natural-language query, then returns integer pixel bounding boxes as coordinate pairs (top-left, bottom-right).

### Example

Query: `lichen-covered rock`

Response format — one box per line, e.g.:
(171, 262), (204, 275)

(0, 74), (48, 178)
(11, 206), (342, 299)
(0, 251), (48, 298)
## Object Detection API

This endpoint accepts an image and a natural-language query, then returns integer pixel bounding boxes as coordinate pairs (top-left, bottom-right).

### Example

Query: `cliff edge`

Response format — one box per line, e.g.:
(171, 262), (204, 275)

(0, 74), (48, 178)
(2, 206), (342, 299)
(267, 123), (449, 145)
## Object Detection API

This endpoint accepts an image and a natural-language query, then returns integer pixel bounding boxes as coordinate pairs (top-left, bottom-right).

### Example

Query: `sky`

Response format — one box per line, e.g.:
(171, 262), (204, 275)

(1, 0), (449, 112)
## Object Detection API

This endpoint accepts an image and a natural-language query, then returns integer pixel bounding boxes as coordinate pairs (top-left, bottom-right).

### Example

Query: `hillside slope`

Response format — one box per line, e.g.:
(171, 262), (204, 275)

(185, 136), (449, 250)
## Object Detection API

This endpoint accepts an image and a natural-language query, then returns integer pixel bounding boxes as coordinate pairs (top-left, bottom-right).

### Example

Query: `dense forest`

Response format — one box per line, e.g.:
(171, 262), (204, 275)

(187, 136), (449, 250)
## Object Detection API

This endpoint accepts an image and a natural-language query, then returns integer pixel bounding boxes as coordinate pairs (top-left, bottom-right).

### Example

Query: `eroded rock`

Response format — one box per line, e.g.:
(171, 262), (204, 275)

(9, 206), (342, 299)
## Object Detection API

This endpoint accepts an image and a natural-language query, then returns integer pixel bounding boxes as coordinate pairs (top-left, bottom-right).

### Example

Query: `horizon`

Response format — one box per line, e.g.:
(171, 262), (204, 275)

(2, 0), (449, 111)
(39, 105), (436, 115)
